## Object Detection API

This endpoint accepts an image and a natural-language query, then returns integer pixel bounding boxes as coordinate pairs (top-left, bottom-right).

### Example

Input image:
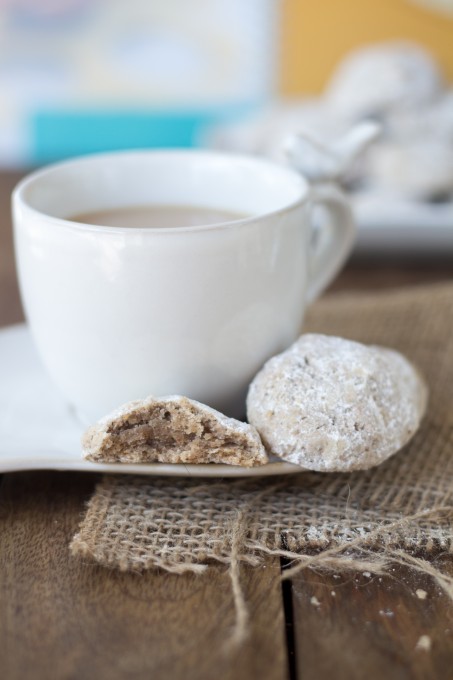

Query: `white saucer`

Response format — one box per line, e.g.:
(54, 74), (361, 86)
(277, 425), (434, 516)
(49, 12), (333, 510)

(0, 324), (300, 478)
(354, 193), (453, 254)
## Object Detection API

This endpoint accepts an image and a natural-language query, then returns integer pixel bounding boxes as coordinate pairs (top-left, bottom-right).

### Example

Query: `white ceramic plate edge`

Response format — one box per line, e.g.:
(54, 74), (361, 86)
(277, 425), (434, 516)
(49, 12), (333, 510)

(0, 452), (301, 477)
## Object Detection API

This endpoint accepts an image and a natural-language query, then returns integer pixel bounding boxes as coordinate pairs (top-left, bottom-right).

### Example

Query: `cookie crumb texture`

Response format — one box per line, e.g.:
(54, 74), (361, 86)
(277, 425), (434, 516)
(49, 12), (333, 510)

(247, 334), (428, 472)
(83, 396), (268, 467)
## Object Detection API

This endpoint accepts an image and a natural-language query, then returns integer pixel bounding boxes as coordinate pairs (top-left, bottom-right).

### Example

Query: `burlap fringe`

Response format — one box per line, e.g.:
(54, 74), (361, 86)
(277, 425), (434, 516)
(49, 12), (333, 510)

(70, 487), (453, 649)
(225, 510), (250, 651)
(222, 505), (453, 648)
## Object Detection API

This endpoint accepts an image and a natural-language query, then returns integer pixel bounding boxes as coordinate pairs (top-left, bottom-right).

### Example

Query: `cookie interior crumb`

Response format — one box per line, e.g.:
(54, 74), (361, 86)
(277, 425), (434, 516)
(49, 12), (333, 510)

(83, 396), (267, 467)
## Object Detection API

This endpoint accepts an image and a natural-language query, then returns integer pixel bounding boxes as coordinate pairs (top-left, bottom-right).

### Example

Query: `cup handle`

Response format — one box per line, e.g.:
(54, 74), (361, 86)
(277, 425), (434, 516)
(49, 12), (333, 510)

(306, 183), (356, 303)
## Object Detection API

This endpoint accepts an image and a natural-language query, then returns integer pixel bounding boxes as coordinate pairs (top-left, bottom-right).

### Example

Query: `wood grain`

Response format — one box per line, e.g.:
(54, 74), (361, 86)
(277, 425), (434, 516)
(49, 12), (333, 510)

(0, 171), (24, 327)
(291, 565), (453, 680)
(328, 261), (453, 294)
(0, 472), (288, 680)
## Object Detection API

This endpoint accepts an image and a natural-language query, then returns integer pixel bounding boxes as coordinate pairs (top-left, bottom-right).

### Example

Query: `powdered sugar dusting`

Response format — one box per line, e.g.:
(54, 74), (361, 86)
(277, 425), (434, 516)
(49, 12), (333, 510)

(415, 635), (431, 652)
(247, 334), (428, 472)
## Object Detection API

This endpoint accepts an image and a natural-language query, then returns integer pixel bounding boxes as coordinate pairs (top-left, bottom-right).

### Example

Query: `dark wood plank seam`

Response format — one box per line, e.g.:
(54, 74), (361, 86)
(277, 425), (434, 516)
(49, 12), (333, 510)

(281, 558), (297, 680)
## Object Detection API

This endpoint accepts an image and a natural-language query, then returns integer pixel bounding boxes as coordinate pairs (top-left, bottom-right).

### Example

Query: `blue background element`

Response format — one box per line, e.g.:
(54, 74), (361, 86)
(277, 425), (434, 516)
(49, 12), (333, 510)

(31, 104), (258, 164)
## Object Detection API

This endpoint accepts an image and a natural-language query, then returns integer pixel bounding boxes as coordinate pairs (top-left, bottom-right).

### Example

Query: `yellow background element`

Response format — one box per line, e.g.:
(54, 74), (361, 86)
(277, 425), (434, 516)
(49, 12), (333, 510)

(280, 0), (453, 94)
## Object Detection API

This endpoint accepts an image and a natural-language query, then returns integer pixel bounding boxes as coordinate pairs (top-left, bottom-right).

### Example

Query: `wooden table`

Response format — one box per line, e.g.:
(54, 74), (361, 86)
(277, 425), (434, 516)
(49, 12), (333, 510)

(0, 172), (452, 679)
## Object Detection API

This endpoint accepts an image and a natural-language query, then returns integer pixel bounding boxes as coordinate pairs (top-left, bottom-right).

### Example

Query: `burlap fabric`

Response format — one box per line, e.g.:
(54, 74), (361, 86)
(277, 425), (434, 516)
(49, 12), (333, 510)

(71, 282), (453, 576)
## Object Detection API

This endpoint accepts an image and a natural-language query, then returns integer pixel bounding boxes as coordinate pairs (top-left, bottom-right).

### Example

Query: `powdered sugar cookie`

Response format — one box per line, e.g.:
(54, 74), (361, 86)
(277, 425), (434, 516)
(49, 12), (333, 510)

(247, 334), (427, 472)
(325, 42), (442, 120)
(366, 141), (453, 199)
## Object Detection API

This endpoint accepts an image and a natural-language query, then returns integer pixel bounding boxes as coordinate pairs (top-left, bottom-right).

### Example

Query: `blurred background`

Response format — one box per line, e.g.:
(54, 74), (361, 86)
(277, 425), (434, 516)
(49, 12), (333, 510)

(0, 0), (278, 165)
(0, 0), (452, 165)
(1, 0), (453, 325)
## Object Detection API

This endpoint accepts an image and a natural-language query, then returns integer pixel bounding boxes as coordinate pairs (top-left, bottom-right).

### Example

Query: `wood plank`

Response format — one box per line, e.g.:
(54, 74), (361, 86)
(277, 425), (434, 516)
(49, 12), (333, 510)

(328, 261), (453, 294)
(290, 564), (453, 680)
(0, 172), (24, 328)
(0, 471), (288, 680)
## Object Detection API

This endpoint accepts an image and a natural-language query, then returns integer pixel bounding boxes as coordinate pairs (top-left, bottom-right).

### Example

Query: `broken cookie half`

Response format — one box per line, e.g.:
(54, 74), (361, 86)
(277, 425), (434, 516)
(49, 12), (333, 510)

(82, 395), (268, 467)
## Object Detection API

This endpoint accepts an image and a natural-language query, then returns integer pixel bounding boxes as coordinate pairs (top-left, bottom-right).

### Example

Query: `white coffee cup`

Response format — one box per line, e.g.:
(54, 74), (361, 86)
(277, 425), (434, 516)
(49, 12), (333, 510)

(13, 150), (355, 422)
